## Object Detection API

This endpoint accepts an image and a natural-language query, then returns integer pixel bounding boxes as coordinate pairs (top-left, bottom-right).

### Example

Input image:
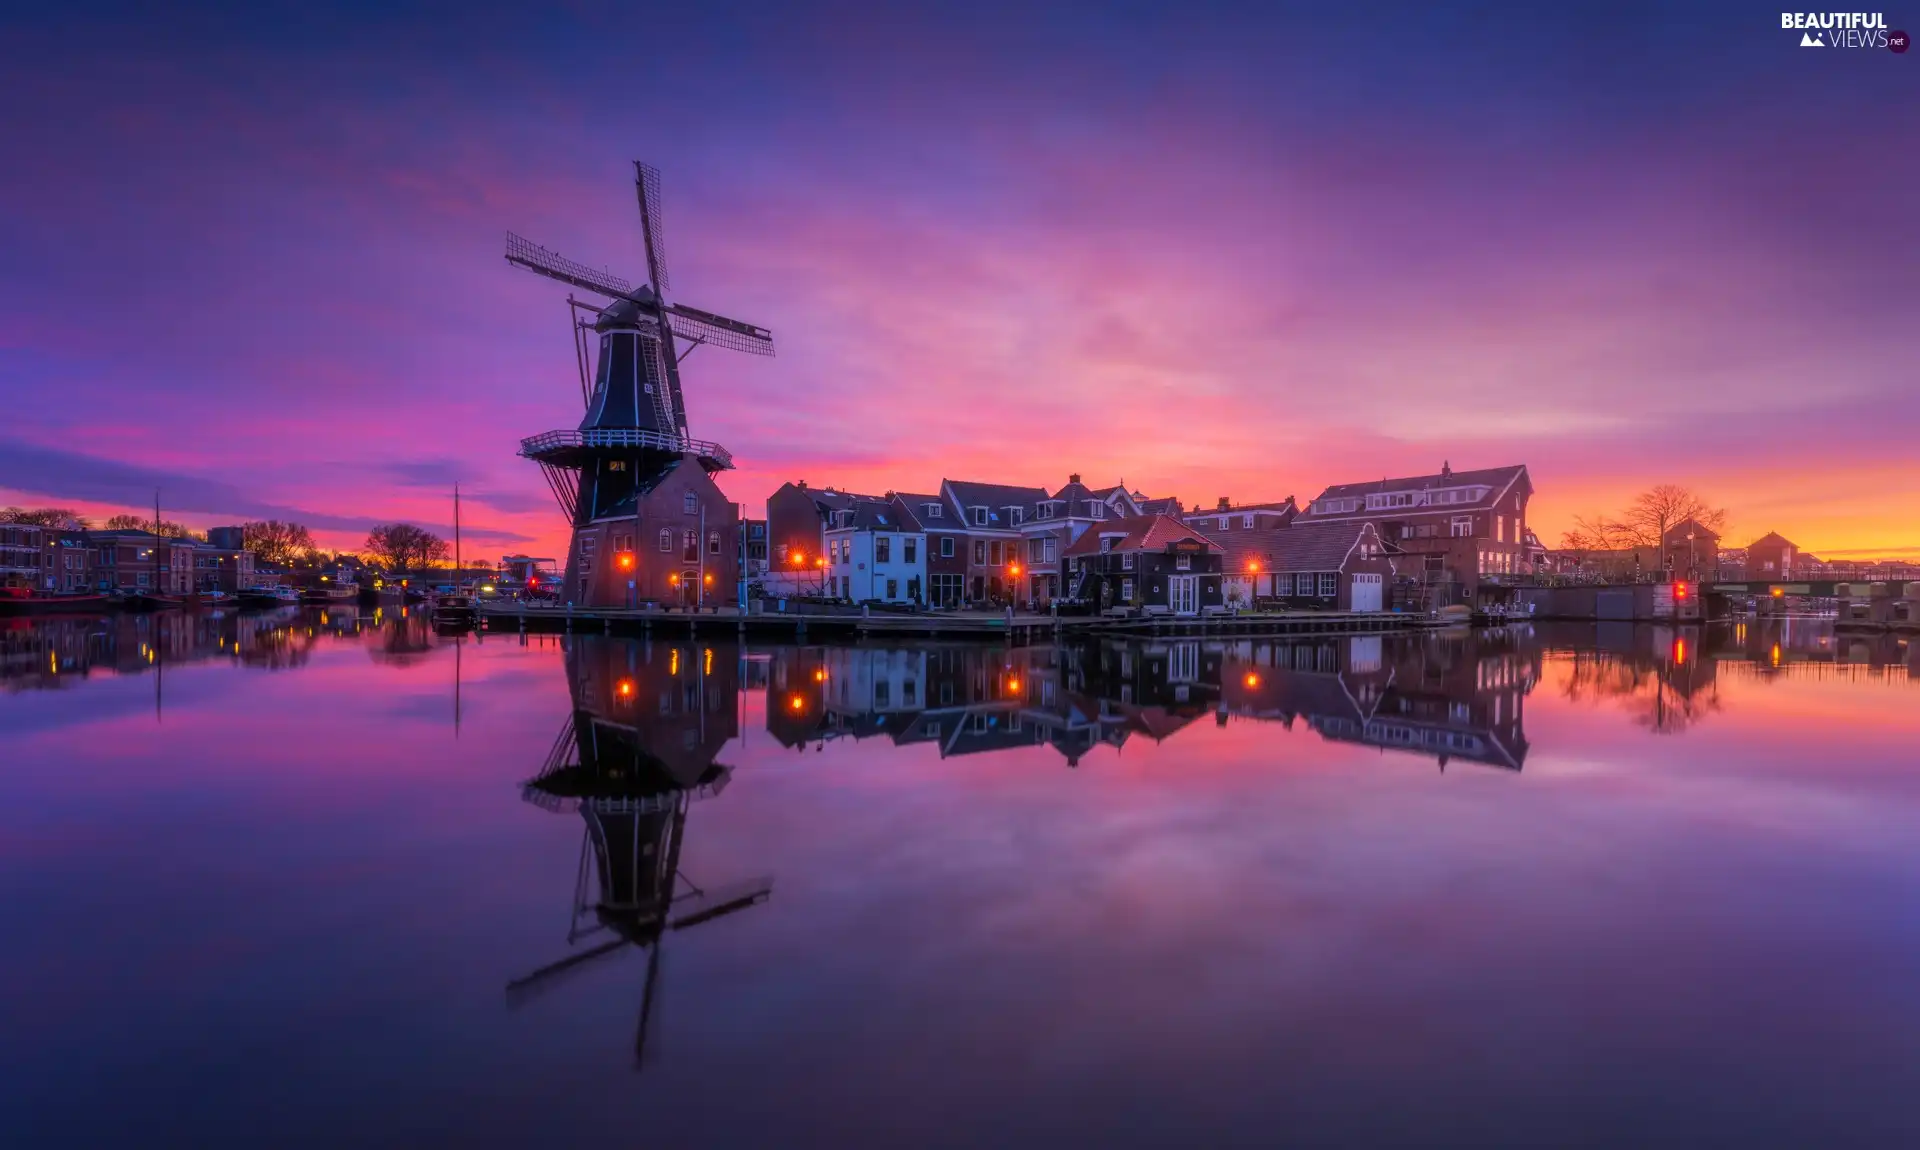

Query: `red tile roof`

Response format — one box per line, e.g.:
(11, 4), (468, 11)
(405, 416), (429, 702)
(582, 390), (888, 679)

(1062, 514), (1218, 557)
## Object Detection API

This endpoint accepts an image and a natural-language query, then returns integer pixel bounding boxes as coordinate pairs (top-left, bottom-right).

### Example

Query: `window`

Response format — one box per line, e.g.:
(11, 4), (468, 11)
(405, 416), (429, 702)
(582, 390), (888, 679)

(876, 537), (891, 563)
(1007, 508), (1022, 525)
(886, 578), (897, 599)
(658, 529), (673, 552)
(683, 530), (697, 561)
(1218, 516), (1229, 530)
(905, 539), (917, 563)
(1274, 573), (1293, 596)
(1037, 504), (1054, 519)
(904, 679), (917, 705)
(973, 541), (986, 565)
(683, 492), (698, 514)
(1319, 573), (1338, 597)
(1242, 514), (1254, 528)
(1088, 503), (1104, 520)
(708, 532), (721, 555)
(989, 542), (1002, 565)
(1451, 517), (1473, 538)
(970, 506), (988, 526)
(1175, 554), (1192, 570)
(1119, 578), (1134, 601)
(941, 537), (954, 558)
(1121, 552), (1134, 570)
(924, 503), (942, 519)
(1043, 537), (1056, 563)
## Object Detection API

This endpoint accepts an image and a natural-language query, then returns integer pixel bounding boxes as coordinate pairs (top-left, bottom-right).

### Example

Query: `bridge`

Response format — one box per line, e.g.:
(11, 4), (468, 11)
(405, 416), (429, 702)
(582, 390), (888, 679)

(1700, 579), (1914, 599)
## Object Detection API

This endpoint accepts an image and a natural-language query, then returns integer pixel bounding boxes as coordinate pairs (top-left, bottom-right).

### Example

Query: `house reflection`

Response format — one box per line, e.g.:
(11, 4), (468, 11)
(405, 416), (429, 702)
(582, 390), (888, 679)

(760, 630), (1543, 770)
(509, 636), (771, 1071)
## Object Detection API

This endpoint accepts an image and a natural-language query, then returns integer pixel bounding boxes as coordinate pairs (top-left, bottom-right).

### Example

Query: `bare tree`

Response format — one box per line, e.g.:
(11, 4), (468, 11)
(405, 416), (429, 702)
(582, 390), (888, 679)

(243, 520), (317, 566)
(1561, 486), (1728, 552)
(1612, 485), (1728, 549)
(103, 515), (203, 540)
(363, 523), (450, 573)
(0, 507), (89, 529)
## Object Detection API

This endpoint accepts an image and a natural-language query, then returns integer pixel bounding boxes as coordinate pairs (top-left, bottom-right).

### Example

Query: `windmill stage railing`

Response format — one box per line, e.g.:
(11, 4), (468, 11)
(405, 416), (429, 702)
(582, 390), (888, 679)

(519, 428), (734, 470)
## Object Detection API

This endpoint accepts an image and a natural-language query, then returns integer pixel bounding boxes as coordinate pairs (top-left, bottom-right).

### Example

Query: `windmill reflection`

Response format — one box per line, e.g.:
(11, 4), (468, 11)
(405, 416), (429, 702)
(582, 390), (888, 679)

(508, 636), (771, 1070)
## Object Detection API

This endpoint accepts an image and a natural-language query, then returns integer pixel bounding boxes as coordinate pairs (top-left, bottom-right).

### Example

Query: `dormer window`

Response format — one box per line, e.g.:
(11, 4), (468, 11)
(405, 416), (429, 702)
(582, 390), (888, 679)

(970, 506), (988, 526)
(923, 503), (942, 519)
(1007, 507), (1023, 526)
(1088, 504), (1104, 520)
(1242, 514), (1254, 528)
(1037, 504), (1054, 519)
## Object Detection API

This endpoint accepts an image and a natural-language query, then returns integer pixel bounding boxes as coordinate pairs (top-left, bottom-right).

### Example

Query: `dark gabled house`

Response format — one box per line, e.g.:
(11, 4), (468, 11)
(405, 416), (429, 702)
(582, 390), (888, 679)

(1745, 531), (1800, 579)
(1063, 514), (1224, 616)
(1261, 521), (1401, 611)
(1017, 474), (1137, 605)
(1297, 461), (1531, 607)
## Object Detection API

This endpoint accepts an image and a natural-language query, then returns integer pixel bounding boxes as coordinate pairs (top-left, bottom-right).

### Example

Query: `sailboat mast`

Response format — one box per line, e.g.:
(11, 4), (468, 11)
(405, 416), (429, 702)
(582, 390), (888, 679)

(454, 483), (462, 587)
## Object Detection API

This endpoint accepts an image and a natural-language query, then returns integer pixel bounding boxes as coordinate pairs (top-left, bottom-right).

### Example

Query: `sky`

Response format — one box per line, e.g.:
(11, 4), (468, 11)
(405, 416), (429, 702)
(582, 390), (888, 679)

(1, 1), (1915, 559)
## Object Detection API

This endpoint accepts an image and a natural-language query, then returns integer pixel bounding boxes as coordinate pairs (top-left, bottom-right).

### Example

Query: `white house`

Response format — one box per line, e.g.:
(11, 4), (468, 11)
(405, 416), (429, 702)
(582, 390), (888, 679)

(823, 496), (928, 605)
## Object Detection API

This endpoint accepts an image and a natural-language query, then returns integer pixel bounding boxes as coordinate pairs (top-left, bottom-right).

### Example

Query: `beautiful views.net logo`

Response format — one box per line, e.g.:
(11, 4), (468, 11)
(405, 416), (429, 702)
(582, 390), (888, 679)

(1781, 11), (1907, 49)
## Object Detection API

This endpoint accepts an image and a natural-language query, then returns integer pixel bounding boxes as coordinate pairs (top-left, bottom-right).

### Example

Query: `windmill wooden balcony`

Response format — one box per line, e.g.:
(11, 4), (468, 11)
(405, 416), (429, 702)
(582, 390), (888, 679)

(519, 428), (735, 472)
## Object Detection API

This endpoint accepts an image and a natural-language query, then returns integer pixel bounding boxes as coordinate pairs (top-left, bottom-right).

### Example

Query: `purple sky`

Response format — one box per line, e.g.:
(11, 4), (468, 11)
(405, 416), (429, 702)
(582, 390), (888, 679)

(2, 2), (1915, 557)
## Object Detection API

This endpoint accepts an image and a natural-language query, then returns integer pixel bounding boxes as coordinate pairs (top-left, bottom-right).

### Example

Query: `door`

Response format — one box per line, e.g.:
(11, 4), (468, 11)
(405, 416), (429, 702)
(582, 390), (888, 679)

(1170, 575), (1198, 615)
(1351, 572), (1383, 612)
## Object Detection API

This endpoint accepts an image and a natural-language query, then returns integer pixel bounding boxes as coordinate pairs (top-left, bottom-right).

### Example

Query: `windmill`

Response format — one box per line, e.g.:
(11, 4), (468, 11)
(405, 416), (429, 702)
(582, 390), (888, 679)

(507, 162), (774, 604)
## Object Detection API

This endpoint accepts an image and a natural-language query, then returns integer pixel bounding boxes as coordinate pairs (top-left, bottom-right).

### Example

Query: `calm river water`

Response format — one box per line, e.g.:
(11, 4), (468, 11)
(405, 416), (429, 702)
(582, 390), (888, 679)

(3, 609), (1918, 1148)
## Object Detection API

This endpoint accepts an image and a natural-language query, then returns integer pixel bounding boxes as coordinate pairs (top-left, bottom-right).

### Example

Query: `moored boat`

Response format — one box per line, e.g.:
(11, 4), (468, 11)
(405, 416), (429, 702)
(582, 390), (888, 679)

(0, 588), (114, 616)
(120, 592), (186, 613)
(300, 585), (356, 605)
(432, 594), (478, 628)
(238, 585), (301, 608)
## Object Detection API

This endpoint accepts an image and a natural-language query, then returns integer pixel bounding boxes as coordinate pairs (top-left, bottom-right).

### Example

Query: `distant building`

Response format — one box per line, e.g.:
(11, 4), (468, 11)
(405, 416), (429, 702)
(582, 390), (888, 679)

(1746, 532), (1799, 578)
(766, 482), (876, 576)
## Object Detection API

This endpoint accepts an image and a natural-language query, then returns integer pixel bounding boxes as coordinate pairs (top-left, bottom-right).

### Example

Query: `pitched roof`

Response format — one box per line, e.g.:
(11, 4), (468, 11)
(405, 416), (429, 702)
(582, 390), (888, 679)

(1062, 514), (1218, 557)
(1262, 521), (1391, 574)
(1303, 464), (1529, 519)
(826, 496), (923, 532)
(943, 479), (1049, 528)
(890, 491), (958, 529)
(1135, 496), (1183, 516)
(1749, 531), (1797, 549)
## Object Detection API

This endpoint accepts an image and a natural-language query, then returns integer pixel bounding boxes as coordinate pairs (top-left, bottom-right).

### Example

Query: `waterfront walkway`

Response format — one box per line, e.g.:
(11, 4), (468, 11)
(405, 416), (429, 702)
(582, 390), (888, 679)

(475, 603), (1432, 644)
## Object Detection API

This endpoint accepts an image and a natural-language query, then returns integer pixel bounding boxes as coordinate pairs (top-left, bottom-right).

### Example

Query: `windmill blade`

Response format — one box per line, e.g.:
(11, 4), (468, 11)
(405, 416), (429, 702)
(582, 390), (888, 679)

(666, 304), (776, 357)
(634, 161), (670, 297)
(503, 936), (633, 1007)
(668, 875), (774, 930)
(506, 232), (632, 299)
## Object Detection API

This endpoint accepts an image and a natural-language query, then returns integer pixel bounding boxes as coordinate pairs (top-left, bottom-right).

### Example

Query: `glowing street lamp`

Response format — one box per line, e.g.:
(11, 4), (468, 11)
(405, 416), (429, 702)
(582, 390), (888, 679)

(616, 551), (635, 572)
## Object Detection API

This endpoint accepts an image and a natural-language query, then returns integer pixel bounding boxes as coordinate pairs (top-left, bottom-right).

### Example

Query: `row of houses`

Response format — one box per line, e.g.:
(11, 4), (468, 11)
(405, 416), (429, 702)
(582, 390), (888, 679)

(0, 523), (256, 595)
(765, 462), (1538, 614)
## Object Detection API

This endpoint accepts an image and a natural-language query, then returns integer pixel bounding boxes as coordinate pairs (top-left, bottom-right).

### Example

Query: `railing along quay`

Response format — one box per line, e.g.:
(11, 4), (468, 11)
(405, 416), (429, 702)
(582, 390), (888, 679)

(474, 603), (1438, 644)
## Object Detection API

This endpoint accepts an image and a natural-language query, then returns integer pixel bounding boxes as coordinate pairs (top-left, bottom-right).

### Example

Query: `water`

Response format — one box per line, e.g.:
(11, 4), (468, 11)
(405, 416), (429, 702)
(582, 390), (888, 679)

(4, 610), (1918, 1148)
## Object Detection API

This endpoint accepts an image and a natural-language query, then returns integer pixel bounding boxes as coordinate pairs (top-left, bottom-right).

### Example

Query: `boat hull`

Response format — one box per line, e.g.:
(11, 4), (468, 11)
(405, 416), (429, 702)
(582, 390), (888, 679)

(0, 595), (114, 617)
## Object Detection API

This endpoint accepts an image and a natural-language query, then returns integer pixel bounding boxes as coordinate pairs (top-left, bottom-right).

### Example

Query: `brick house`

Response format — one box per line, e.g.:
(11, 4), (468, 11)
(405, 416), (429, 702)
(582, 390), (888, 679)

(941, 479), (1049, 605)
(567, 457), (739, 609)
(892, 491), (969, 607)
(1745, 531), (1799, 579)
(1207, 521), (1400, 611)
(766, 481), (877, 576)
(1064, 514), (1224, 616)
(1016, 475), (1139, 605)
(1296, 462), (1531, 607)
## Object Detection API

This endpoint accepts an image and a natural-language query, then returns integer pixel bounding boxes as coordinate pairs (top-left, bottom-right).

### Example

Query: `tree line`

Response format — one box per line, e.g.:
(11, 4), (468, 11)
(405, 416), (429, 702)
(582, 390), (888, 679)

(0, 507), (459, 573)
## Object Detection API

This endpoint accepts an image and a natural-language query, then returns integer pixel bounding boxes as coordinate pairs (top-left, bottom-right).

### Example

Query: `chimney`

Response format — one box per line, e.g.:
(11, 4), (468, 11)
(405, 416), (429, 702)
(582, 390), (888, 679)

(1069, 472), (1081, 484)
(1441, 460), (1452, 480)
(796, 479), (807, 489)
(1217, 497), (1231, 511)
